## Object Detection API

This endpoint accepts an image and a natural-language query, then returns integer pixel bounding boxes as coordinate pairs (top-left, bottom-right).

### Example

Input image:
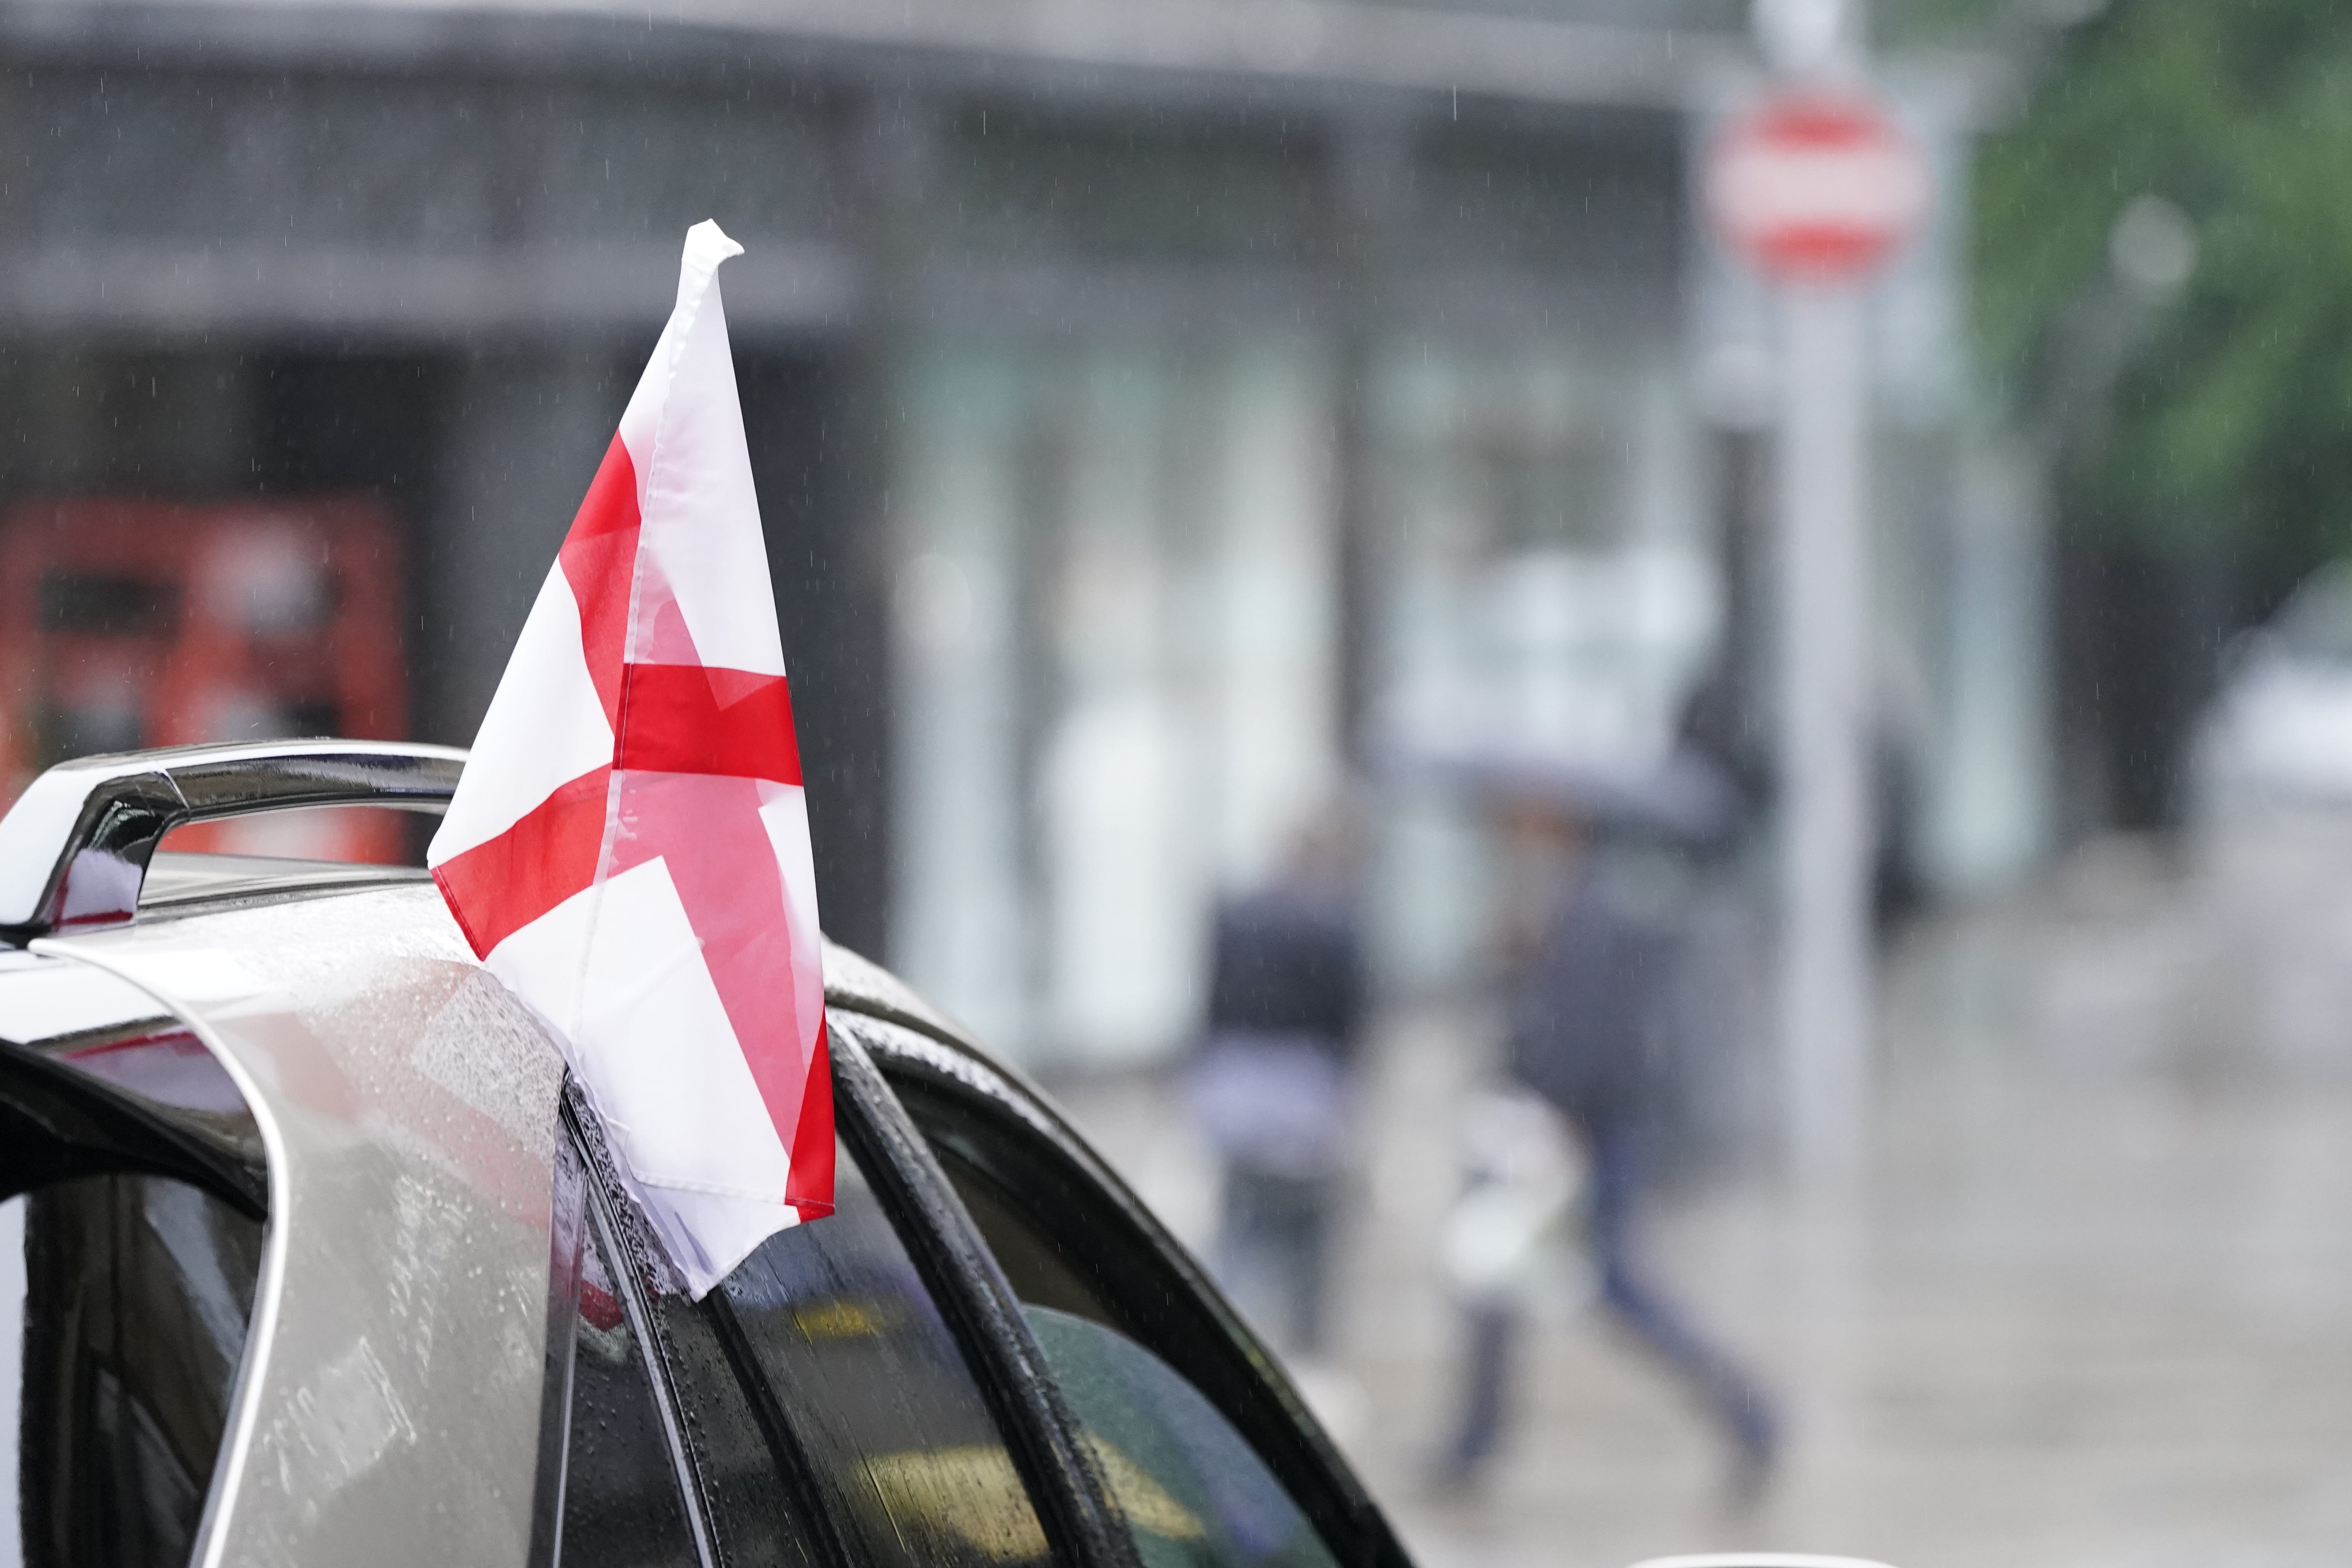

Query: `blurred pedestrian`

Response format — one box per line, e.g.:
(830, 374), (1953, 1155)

(1187, 813), (1366, 1358)
(1436, 787), (1779, 1502)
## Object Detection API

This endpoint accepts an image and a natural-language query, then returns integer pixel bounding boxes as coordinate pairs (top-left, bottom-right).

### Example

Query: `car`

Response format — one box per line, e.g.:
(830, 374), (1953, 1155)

(0, 739), (1412, 1568)
(2192, 559), (2352, 819)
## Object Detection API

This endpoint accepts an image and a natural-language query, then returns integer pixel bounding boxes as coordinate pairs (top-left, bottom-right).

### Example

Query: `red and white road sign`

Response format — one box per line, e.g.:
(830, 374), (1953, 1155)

(1706, 90), (1929, 280)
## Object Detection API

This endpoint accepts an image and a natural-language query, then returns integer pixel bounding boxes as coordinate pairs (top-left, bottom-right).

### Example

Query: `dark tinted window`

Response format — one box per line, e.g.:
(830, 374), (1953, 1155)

(882, 1039), (1399, 1568)
(2, 1176), (264, 1568)
(1026, 1308), (1337, 1568)
(2, 984), (268, 1568)
(932, 1163), (1343, 1568)
(705, 1136), (1052, 1568)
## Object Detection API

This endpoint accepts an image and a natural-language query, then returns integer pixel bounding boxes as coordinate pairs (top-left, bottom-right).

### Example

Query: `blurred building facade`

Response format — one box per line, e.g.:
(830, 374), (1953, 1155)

(0, 0), (2020, 1064)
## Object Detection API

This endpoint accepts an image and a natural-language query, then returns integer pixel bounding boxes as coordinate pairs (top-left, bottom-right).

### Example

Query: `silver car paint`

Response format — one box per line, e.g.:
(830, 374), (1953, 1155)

(38, 884), (565, 1568)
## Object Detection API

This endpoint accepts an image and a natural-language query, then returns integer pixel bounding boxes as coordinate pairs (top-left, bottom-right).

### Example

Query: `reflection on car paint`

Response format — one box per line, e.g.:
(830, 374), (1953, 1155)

(63, 1028), (250, 1115)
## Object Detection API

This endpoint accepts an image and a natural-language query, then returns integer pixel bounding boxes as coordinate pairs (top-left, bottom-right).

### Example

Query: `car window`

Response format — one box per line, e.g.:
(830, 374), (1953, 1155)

(877, 1036), (1399, 1568)
(701, 1136), (1054, 1568)
(931, 1161), (1342, 1568)
(1024, 1308), (1337, 1568)
(1, 1176), (264, 1568)
(3, 988), (269, 1568)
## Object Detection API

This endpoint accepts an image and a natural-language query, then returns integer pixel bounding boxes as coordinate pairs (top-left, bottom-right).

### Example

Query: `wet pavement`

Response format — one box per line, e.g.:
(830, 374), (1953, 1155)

(1050, 818), (2352, 1568)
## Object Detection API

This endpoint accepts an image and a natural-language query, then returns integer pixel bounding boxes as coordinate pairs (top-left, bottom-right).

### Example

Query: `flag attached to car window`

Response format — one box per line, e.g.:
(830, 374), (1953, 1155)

(428, 221), (832, 1295)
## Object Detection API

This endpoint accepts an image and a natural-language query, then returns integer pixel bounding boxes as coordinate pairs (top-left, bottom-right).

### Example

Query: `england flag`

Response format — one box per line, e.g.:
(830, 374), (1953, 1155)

(429, 221), (832, 1295)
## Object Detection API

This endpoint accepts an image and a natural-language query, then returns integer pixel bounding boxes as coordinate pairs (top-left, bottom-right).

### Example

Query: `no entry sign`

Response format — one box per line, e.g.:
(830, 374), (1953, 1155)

(1706, 90), (1928, 280)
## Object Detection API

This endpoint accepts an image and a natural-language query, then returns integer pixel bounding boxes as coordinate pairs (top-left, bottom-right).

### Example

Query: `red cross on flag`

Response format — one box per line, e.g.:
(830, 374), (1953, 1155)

(428, 221), (831, 1296)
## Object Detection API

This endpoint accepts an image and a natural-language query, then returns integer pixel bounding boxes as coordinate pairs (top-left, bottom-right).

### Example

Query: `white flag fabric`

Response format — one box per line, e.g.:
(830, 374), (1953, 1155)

(429, 221), (832, 1296)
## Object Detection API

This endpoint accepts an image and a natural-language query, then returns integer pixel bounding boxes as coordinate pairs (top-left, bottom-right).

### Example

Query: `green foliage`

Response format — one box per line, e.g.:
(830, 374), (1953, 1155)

(1975, 0), (2352, 579)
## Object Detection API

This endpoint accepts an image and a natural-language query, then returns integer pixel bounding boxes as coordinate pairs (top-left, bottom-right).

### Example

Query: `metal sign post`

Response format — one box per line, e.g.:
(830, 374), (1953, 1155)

(1777, 279), (1873, 1183)
(1706, 79), (1927, 1185)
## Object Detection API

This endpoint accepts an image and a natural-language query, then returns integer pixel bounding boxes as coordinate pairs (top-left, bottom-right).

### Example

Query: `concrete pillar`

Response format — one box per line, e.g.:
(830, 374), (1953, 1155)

(1329, 114), (1414, 767)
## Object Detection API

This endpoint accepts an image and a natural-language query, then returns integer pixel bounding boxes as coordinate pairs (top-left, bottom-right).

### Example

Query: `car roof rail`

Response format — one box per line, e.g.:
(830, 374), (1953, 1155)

(0, 739), (467, 941)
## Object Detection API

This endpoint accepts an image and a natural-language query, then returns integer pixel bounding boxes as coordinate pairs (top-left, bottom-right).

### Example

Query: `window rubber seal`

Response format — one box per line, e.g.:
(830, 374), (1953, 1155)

(527, 1120), (588, 1568)
(561, 1086), (724, 1568)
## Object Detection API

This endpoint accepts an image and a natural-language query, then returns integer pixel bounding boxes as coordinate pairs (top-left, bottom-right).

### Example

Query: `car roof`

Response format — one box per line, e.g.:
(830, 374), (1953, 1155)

(3, 852), (1001, 1568)
(124, 849), (984, 1047)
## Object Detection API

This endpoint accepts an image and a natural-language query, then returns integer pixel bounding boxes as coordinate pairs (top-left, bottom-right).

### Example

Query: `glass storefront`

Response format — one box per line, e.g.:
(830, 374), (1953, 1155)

(888, 332), (1717, 1060)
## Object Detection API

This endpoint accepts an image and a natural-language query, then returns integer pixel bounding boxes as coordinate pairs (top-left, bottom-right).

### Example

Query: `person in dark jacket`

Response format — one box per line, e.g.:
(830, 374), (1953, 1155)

(1188, 817), (1365, 1356)
(1440, 800), (1778, 1500)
